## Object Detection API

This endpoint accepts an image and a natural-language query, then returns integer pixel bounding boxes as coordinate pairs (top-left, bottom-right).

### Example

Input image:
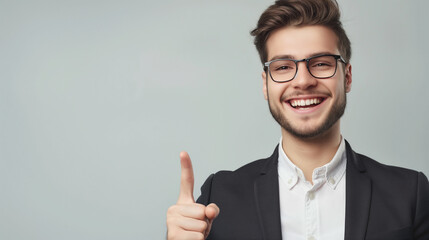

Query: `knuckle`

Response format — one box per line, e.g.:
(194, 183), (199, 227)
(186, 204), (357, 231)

(167, 205), (177, 215)
(166, 229), (178, 240)
(192, 220), (207, 232)
(200, 221), (208, 231)
(195, 204), (206, 217)
(165, 216), (174, 226)
(195, 232), (205, 240)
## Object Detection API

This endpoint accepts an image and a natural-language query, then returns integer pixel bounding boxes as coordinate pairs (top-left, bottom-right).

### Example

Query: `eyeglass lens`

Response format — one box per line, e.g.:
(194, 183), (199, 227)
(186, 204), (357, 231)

(269, 55), (338, 82)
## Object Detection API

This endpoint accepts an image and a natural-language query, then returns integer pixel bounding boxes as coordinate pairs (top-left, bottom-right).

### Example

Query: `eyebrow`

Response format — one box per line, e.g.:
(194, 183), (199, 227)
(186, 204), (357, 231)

(268, 52), (337, 61)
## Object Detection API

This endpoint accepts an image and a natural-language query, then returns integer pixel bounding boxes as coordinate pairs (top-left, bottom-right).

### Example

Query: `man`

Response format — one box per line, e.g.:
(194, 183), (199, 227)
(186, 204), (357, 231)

(166, 0), (429, 239)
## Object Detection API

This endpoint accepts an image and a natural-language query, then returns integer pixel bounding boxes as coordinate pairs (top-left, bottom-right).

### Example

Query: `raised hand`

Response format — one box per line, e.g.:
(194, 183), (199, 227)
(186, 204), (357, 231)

(167, 152), (219, 240)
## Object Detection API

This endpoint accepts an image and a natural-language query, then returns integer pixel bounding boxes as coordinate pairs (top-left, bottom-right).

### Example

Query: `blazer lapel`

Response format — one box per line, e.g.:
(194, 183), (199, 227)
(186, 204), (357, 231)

(344, 141), (372, 240)
(254, 146), (283, 240)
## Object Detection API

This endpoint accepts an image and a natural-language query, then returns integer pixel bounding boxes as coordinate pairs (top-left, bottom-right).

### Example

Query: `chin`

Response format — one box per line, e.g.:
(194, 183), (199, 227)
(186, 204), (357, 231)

(284, 124), (331, 139)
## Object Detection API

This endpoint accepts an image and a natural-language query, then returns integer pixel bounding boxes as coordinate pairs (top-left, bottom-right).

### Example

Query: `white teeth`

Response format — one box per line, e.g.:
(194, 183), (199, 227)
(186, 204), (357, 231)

(290, 98), (322, 108)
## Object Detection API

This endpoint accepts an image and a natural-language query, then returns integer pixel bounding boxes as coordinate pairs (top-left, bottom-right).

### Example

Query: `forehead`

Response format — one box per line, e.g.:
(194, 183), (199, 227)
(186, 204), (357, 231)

(266, 25), (340, 61)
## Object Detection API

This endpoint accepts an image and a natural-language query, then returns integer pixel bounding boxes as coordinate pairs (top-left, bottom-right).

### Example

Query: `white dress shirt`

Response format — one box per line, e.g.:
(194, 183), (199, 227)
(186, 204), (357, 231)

(278, 137), (347, 240)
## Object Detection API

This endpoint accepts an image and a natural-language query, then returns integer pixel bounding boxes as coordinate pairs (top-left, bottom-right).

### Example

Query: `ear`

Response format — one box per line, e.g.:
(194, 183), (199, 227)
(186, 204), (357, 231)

(344, 64), (352, 93)
(262, 71), (268, 100)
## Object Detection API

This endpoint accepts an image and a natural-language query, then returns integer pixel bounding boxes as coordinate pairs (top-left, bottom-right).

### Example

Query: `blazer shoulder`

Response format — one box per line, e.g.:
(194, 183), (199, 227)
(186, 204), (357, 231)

(208, 158), (272, 186)
(213, 146), (279, 180)
(196, 157), (271, 205)
(196, 147), (279, 205)
(357, 152), (422, 179)
(346, 139), (422, 179)
(352, 151), (429, 197)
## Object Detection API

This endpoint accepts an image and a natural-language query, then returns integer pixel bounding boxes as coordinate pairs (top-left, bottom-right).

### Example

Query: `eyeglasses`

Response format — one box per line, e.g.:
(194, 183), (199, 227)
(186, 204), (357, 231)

(264, 54), (346, 83)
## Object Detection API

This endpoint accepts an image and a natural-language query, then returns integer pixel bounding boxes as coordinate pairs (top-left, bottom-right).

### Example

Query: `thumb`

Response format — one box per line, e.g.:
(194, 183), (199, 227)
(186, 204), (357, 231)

(177, 151), (195, 204)
(205, 203), (220, 220)
(204, 203), (219, 238)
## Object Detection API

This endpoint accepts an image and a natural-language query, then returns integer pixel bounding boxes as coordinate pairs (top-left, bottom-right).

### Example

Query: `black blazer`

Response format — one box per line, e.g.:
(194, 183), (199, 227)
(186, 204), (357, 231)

(196, 141), (429, 240)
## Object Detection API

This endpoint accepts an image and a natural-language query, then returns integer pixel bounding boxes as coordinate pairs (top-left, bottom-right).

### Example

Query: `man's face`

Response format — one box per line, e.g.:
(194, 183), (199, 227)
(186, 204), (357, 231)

(262, 25), (352, 139)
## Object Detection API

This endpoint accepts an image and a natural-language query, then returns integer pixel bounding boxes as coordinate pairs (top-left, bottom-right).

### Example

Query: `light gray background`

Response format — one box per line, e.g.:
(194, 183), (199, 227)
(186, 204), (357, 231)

(1, 0), (428, 239)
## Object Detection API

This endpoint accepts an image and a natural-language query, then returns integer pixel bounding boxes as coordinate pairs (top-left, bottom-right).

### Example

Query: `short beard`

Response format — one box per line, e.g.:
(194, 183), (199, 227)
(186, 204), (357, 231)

(268, 91), (347, 139)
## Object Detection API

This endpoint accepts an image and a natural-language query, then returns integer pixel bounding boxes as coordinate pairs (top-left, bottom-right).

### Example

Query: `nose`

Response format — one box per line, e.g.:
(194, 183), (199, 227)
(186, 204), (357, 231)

(291, 61), (318, 89)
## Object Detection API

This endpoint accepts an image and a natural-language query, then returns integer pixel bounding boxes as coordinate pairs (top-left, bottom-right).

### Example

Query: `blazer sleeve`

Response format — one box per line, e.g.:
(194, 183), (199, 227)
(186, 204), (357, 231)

(196, 173), (215, 206)
(414, 172), (429, 239)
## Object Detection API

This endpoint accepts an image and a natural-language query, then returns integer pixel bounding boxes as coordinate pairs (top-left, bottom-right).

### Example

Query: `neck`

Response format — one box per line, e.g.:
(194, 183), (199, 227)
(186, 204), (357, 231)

(281, 122), (342, 183)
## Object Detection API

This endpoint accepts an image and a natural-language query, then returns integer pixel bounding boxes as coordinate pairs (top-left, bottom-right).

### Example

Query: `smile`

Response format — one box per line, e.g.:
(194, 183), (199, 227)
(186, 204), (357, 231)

(289, 97), (325, 109)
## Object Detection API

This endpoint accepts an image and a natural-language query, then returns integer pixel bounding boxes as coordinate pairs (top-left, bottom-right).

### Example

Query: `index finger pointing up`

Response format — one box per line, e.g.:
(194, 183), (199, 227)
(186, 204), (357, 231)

(177, 151), (195, 204)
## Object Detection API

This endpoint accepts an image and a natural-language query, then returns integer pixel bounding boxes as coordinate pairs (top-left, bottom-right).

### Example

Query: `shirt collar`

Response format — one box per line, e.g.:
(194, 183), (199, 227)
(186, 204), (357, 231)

(277, 136), (347, 190)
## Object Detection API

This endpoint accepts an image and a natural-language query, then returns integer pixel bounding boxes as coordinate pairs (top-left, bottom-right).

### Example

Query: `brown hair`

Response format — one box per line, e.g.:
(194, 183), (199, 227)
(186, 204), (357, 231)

(250, 0), (351, 67)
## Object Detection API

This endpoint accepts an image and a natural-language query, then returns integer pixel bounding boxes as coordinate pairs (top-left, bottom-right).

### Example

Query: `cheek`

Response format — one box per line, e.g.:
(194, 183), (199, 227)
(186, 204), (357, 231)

(330, 79), (346, 96)
(268, 82), (288, 100)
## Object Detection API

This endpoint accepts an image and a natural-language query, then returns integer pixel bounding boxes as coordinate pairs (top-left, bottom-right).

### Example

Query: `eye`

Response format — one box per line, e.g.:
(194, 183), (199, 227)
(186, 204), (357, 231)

(275, 65), (292, 71)
(311, 62), (333, 68)
(271, 60), (295, 72)
(309, 56), (336, 69)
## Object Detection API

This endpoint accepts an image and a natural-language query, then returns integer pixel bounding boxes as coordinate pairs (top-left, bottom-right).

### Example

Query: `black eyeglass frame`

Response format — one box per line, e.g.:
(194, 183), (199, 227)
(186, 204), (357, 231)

(264, 54), (347, 83)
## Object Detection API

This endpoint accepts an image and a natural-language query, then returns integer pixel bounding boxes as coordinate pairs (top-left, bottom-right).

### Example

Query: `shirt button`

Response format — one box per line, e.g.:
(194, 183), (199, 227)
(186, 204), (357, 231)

(329, 178), (336, 185)
(308, 236), (316, 240)
(308, 192), (315, 200)
(288, 178), (293, 184)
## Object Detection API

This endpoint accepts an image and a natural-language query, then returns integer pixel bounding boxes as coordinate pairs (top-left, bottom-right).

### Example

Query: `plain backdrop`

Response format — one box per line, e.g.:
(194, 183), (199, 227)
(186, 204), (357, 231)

(1, 0), (428, 239)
